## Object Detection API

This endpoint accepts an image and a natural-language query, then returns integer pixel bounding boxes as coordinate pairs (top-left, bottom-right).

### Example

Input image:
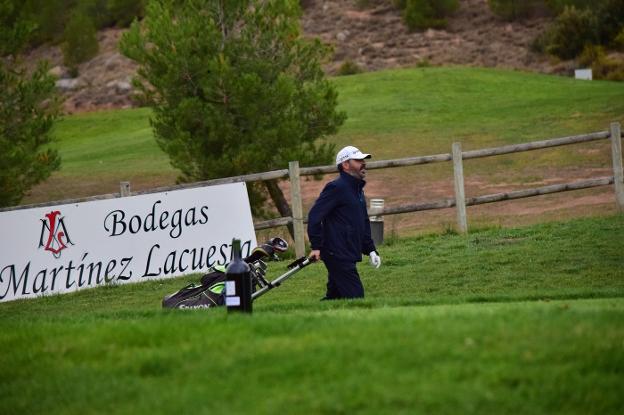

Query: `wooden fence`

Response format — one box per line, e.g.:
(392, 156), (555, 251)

(280, 122), (623, 256)
(2, 123), (622, 258)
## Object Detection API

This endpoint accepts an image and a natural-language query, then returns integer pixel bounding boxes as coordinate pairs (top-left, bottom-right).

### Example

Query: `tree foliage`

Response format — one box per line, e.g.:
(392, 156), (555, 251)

(120, 0), (345, 216)
(487, 0), (543, 21)
(14, 0), (146, 47)
(528, 0), (624, 66)
(62, 10), (99, 74)
(394, 0), (459, 31)
(106, 0), (146, 27)
(0, 0), (62, 207)
(541, 6), (598, 59)
(1, 3), (32, 55)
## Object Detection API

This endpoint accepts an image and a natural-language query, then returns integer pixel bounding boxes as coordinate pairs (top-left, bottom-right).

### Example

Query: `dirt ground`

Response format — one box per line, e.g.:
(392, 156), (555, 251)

(278, 162), (618, 238)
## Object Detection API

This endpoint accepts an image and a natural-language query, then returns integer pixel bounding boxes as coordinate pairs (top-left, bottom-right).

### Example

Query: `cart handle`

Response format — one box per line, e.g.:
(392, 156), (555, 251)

(287, 256), (316, 269)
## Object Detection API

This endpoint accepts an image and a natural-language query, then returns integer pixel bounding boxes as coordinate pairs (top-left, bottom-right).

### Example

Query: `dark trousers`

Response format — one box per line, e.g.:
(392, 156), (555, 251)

(322, 256), (364, 299)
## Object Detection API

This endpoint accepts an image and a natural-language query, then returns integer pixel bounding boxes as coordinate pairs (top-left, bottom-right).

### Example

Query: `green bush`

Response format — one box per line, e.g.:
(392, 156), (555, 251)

(78, 0), (116, 29)
(530, 30), (548, 54)
(106, 0), (145, 27)
(605, 65), (624, 81)
(615, 27), (624, 51)
(62, 11), (99, 73)
(537, 0), (623, 57)
(593, 0), (624, 46)
(577, 44), (604, 68)
(22, 0), (73, 45)
(597, 55), (624, 81)
(487, 0), (543, 21)
(541, 6), (598, 59)
(337, 60), (363, 76)
(0, 2), (62, 207)
(0, 1), (35, 54)
(14, 0), (144, 48)
(395, 0), (459, 31)
(577, 44), (624, 81)
(543, 0), (592, 14)
(73, 0), (146, 29)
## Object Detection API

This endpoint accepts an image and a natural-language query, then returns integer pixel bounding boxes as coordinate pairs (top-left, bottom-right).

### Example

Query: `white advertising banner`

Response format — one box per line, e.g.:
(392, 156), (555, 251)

(0, 183), (257, 303)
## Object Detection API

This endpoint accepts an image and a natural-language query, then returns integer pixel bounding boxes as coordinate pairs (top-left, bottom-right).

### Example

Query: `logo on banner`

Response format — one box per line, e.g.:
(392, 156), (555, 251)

(38, 210), (74, 258)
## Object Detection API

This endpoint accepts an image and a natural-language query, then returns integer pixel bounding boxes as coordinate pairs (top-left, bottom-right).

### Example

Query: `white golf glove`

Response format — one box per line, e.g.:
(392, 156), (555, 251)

(369, 251), (381, 269)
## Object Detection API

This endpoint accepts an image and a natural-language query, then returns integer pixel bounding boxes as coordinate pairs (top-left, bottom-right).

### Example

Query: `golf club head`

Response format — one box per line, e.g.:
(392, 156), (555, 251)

(269, 237), (288, 252)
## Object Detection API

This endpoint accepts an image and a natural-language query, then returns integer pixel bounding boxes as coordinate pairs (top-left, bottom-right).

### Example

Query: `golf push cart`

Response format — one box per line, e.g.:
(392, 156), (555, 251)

(162, 237), (315, 309)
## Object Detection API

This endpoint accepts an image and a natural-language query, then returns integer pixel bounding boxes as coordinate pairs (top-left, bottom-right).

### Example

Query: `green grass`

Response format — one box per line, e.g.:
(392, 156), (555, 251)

(32, 108), (178, 202)
(27, 66), (624, 204)
(335, 67), (623, 136)
(52, 108), (171, 178)
(1, 215), (623, 414)
(332, 67), (624, 156)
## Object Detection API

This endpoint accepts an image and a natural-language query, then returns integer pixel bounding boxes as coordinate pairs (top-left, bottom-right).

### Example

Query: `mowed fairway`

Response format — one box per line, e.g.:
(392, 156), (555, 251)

(1, 215), (622, 414)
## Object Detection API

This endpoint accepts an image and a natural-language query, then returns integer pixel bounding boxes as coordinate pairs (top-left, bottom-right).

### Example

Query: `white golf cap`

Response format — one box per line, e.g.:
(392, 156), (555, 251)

(336, 145), (372, 165)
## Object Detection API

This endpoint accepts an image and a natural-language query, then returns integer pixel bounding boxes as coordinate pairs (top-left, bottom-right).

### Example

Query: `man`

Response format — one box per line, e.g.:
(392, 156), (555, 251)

(307, 145), (382, 300)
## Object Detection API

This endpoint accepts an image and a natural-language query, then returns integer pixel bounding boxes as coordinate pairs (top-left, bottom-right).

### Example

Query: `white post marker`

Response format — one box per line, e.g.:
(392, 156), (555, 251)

(574, 69), (592, 80)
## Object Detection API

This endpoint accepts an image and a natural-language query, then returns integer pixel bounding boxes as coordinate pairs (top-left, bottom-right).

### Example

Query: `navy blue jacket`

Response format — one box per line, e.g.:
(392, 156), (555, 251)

(307, 170), (376, 262)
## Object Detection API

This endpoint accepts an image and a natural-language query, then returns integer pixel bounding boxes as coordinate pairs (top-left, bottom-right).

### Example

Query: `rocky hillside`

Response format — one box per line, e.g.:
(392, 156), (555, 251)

(27, 0), (561, 114)
(302, 0), (554, 73)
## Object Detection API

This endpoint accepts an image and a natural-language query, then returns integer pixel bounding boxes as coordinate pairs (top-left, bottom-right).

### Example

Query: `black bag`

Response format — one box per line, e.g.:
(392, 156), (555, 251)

(162, 270), (226, 309)
(162, 237), (290, 309)
(200, 270), (225, 287)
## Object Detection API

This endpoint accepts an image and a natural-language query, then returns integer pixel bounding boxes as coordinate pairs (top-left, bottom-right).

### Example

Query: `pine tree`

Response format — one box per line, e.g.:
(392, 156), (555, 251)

(120, 0), (345, 221)
(0, 0), (62, 207)
(62, 10), (99, 75)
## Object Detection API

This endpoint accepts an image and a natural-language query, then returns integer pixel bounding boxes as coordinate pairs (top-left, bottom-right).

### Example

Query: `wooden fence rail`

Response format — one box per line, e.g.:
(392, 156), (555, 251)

(1, 124), (622, 258)
(255, 176), (615, 226)
(298, 130), (612, 175)
(261, 124), (622, 256)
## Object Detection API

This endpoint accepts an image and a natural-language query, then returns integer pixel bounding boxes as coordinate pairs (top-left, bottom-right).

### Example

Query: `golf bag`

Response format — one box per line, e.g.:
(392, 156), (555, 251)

(162, 237), (313, 309)
(160, 276), (225, 309)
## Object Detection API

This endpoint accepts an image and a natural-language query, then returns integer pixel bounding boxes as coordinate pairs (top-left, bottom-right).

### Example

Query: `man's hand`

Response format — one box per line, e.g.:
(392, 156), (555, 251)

(369, 251), (381, 269)
(309, 249), (321, 261)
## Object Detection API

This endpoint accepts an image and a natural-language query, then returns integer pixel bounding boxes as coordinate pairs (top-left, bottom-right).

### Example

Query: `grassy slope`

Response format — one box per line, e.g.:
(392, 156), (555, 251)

(5, 69), (623, 412)
(53, 108), (164, 177)
(1, 215), (622, 414)
(36, 108), (177, 200)
(334, 67), (623, 142)
(332, 67), (624, 190)
(28, 67), (624, 204)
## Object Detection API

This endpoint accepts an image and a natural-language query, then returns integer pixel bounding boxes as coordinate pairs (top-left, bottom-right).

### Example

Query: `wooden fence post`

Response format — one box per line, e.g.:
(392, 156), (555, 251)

(452, 142), (468, 233)
(610, 122), (624, 212)
(289, 161), (305, 257)
(120, 181), (131, 197)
